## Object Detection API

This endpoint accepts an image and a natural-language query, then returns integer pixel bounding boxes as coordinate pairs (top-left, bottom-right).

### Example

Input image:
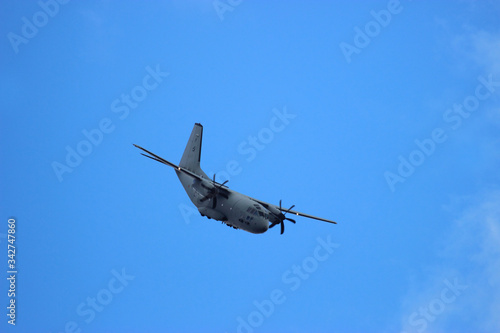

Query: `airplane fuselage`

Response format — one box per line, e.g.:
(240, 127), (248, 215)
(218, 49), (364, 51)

(176, 171), (270, 234)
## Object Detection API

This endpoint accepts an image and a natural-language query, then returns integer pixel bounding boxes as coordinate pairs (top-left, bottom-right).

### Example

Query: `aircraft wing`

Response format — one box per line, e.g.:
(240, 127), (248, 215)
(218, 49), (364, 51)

(133, 144), (203, 181)
(249, 197), (337, 224)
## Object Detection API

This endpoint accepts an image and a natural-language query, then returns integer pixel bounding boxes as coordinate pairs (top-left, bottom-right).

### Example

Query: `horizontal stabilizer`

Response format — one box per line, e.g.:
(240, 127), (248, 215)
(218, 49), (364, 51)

(133, 144), (203, 180)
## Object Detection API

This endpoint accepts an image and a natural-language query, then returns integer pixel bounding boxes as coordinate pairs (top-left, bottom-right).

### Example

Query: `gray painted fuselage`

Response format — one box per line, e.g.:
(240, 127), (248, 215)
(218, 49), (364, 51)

(176, 171), (269, 234)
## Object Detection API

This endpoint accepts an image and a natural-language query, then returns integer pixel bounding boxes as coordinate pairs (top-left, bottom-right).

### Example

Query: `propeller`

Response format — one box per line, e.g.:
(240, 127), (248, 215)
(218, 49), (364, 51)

(200, 174), (228, 209)
(269, 200), (296, 234)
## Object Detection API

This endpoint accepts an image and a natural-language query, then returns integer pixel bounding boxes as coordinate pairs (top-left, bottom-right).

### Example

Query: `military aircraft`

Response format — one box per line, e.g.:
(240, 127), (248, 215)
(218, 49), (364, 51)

(134, 123), (336, 234)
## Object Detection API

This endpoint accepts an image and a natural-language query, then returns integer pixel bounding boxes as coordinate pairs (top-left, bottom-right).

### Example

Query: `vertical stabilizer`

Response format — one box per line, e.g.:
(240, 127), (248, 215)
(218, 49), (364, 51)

(179, 123), (207, 178)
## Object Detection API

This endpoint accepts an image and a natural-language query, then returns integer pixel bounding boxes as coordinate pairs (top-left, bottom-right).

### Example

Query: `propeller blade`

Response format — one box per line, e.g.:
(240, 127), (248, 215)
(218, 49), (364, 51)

(273, 200), (297, 235)
(212, 195), (217, 209)
(283, 204), (295, 214)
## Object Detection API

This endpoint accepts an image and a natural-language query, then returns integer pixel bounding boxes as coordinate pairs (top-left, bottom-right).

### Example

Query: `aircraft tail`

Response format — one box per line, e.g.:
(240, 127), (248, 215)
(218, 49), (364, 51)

(179, 123), (207, 178)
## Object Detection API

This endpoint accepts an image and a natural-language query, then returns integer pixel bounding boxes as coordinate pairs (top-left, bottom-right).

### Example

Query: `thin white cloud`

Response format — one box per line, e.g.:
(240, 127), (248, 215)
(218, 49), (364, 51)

(452, 28), (500, 76)
(397, 4), (500, 331)
(465, 31), (500, 127)
(447, 25), (500, 169)
(399, 191), (500, 333)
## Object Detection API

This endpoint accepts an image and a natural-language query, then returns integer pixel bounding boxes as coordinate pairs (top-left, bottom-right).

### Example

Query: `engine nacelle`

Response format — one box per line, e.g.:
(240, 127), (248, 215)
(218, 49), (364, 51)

(199, 178), (214, 190)
(262, 204), (282, 224)
(266, 204), (281, 217)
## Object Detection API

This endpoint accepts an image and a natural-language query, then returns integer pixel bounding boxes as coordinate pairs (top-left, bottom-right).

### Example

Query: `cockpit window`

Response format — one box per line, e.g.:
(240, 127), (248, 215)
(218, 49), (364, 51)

(246, 206), (268, 219)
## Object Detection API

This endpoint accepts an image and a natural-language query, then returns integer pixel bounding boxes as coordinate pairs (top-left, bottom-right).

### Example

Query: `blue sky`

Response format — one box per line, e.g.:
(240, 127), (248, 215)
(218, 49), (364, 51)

(1, 1), (500, 332)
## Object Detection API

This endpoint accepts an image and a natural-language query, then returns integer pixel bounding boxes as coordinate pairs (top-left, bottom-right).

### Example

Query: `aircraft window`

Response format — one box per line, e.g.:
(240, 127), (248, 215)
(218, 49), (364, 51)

(258, 211), (264, 217)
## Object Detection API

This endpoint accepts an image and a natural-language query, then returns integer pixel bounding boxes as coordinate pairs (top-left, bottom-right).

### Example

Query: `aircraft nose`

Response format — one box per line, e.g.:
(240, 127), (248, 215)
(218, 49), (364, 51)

(254, 219), (269, 234)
